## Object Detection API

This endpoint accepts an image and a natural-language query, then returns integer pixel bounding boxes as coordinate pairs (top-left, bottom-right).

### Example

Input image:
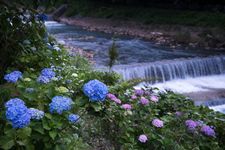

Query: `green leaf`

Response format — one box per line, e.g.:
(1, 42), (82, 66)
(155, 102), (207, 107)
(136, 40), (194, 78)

(16, 140), (26, 146)
(33, 125), (45, 134)
(91, 103), (102, 112)
(45, 113), (52, 119)
(1, 140), (15, 150)
(49, 130), (57, 140)
(42, 119), (51, 130)
(17, 127), (32, 139)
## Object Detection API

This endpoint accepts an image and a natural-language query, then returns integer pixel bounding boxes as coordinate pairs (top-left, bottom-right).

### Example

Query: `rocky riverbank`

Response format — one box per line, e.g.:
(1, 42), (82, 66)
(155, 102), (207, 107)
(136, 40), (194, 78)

(57, 16), (225, 50)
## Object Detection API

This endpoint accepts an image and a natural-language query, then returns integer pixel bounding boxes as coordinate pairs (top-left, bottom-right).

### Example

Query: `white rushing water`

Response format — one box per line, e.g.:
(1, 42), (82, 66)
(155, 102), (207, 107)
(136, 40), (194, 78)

(149, 74), (225, 93)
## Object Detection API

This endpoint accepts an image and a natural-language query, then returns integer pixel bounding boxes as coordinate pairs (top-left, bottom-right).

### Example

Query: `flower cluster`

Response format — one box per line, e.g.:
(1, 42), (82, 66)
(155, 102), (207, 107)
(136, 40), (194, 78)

(4, 71), (22, 83)
(107, 93), (121, 104)
(138, 134), (148, 143)
(150, 95), (159, 102)
(29, 108), (45, 120)
(185, 119), (216, 137)
(185, 120), (198, 131)
(41, 68), (56, 79)
(49, 96), (73, 114)
(121, 104), (132, 110)
(5, 98), (31, 128)
(37, 13), (48, 22)
(200, 125), (215, 137)
(83, 79), (108, 102)
(25, 88), (35, 93)
(37, 68), (55, 84)
(152, 119), (164, 128)
(135, 89), (144, 96)
(68, 114), (80, 123)
(140, 97), (149, 105)
(131, 95), (137, 100)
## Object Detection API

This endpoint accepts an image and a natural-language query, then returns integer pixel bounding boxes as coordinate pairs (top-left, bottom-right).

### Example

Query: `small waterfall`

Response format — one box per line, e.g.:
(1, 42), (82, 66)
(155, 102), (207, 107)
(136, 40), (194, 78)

(195, 98), (225, 107)
(113, 55), (225, 83)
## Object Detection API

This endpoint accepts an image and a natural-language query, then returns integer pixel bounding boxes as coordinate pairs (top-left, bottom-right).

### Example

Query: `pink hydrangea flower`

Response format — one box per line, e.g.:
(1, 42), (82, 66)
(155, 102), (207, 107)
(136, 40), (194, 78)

(107, 93), (121, 104)
(150, 95), (159, 102)
(131, 95), (137, 100)
(107, 93), (116, 99)
(122, 104), (132, 110)
(113, 98), (122, 104)
(152, 119), (164, 128)
(175, 111), (183, 117)
(138, 134), (148, 143)
(140, 97), (149, 105)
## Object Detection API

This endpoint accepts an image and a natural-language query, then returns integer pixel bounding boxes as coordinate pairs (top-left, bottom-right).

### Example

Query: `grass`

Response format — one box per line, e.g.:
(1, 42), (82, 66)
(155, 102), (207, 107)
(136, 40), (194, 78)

(64, 0), (225, 28)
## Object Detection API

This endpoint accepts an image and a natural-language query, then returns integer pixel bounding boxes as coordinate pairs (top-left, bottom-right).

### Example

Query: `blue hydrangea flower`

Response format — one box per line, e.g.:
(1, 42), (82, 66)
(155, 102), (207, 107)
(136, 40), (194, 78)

(83, 79), (108, 102)
(41, 68), (55, 79)
(37, 75), (50, 84)
(5, 98), (31, 128)
(65, 79), (72, 84)
(49, 96), (73, 114)
(37, 13), (48, 22)
(25, 88), (35, 93)
(4, 71), (22, 83)
(68, 114), (80, 123)
(29, 108), (45, 120)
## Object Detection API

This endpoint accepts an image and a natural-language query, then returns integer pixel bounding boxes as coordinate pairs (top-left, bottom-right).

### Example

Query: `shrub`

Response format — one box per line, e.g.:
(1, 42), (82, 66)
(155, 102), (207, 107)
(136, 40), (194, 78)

(0, 3), (47, 82)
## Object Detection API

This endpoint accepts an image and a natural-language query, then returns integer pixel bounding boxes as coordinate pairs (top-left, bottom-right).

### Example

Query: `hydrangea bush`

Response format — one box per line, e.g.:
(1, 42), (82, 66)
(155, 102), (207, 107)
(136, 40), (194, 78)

(0, 3), (224, 150)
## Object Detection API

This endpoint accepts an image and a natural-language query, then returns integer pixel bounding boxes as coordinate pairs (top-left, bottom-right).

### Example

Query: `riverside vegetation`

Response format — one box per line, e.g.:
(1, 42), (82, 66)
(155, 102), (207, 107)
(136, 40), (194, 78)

(0, 2), (225, 150)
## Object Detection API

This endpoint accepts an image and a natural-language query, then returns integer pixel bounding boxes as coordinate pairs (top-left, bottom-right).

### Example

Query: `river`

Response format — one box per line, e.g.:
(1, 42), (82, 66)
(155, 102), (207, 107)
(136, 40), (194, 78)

(45, 21), (225, 114)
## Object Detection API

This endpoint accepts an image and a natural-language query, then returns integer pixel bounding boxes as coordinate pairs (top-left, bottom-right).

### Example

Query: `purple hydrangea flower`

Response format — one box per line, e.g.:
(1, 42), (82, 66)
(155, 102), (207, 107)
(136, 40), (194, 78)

(83, 79), (108, 102)
(4, 71), (22, 83)
(175, 111), (183, 117)
(68, 114), (80, 123)
(49, 96), (73, 114)
(135, 89), (144, 96)
(140, 97), (149, 105)
(121, 104), (132, 110)
(144, 91), (151, 96)
(185, 120), (198, 131)
(131, 95), (137, 100)
(150, 95), (159, 102)
(152, 119), (164, 128)
(29, 108), (44, 120)
(5, 98), (31, 128)
(200, 125), (216, 137)
(138, 134), (148, 143)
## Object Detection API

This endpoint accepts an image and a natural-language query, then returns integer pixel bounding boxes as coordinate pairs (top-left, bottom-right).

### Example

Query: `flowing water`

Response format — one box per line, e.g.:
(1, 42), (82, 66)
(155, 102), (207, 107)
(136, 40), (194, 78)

(46, 21), (225, 113)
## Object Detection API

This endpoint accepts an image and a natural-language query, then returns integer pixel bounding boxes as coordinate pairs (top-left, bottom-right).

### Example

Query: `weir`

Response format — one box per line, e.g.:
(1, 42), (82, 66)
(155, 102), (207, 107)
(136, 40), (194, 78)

(113, 55), (225, 83)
